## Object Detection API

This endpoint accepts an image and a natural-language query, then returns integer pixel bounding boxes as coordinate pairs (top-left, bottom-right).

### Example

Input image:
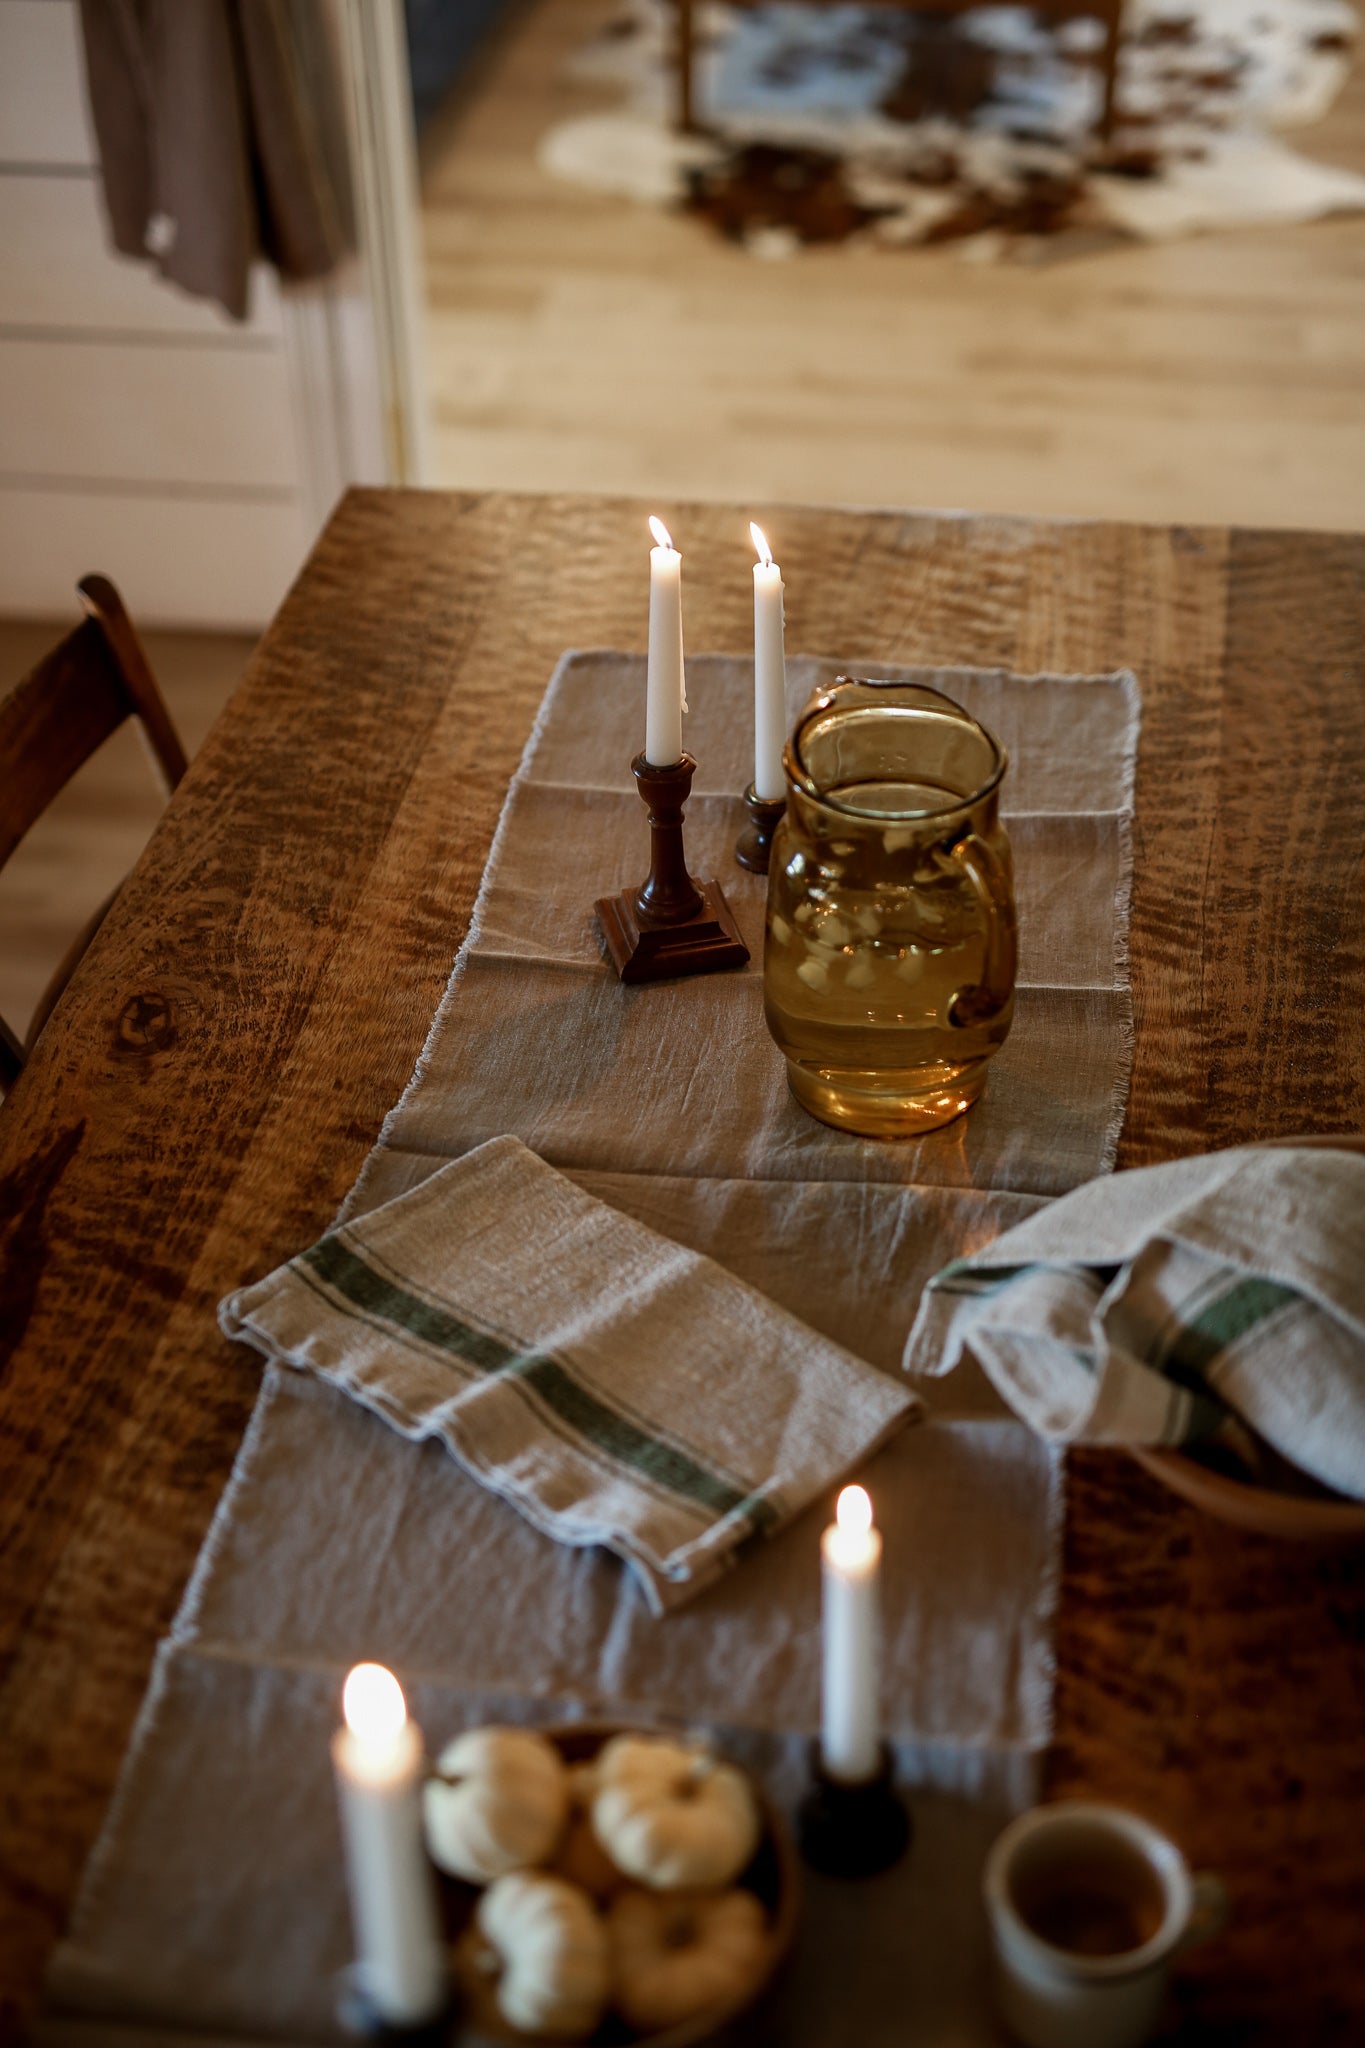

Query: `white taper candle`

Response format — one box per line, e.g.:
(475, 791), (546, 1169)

(750, 522), (787, 801)
(820, 1485), (882, 1784)
(332, 1664), (446, 2025)
(645, 515), (686, 767)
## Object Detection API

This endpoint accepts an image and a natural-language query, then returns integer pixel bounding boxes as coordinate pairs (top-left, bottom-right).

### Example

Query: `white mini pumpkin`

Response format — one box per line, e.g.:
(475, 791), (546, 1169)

(477, 1871), (611, 2039)
(608, 1886), (770, 2032)
(590, 1734), (761, 1891)
(423, 1726), (569, 1884)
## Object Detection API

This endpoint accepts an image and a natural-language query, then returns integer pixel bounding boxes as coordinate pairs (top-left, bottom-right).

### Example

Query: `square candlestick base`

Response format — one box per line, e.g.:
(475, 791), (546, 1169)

(336, 1970), (450, 2042)
(596, 878), (750, 984)
(797, 1740), (912, 1879)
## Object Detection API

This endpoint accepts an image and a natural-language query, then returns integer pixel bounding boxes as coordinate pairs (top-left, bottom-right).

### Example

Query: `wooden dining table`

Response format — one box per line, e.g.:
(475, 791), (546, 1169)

(1, 490), (1363, 2039)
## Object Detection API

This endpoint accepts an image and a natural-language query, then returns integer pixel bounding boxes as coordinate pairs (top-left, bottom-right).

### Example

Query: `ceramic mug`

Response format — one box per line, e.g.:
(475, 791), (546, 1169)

(983, 1801), (1229, 2048)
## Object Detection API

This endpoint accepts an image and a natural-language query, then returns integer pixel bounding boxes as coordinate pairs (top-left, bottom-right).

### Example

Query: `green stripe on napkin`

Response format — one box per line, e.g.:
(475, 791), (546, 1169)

(904, 1147), (1365, 1498)
(1161, 1273), (1300, 1379)
(927, 1259), (1034, 1298)
(298, 1233), (779, 1536)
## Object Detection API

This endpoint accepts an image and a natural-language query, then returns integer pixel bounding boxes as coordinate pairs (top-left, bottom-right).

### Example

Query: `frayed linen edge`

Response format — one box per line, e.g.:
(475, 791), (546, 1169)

(1095, 670), (1140, 1175)
(1021, 1442), (1066, 1748)
(339, 645), (587, 1227)
(42, 1633), (183, 1975)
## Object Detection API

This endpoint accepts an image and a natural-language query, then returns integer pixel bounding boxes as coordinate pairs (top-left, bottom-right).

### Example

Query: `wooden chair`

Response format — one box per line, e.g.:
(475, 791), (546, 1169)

(676, 0), (1124, 144)
(0, 575), (187, 1092)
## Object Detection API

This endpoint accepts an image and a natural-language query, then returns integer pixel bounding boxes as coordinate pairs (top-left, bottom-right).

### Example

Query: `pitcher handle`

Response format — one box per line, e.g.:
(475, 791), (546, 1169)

(947, 830), (1017, 1029)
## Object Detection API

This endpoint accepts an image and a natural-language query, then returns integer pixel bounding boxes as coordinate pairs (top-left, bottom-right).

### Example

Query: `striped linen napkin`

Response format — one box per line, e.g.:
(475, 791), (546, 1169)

(221, 1136), (919, 1613)
(903, 1146), (1365, 1501)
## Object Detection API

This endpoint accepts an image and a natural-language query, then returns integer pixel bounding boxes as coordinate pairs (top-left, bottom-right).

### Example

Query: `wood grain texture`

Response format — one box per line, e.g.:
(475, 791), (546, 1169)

(1, 492), (1363, 2039)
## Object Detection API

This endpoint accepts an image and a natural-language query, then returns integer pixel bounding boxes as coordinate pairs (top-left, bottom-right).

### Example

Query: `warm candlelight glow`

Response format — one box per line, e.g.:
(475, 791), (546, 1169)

(333, 1662), (444, 2020)
(826, 1483), (878, 1575)
(750, 521), (773, 568)
(837, 1485), (872, 1538)
(822, 1482), (882, 1782)
(648, 515), (675, 552)
(343, 1663), (407, 1746)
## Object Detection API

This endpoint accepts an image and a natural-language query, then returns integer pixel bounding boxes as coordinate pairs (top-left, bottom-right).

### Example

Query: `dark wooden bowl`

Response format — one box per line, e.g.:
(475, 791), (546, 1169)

(1129, 1133), (1365, 1543)
(1130, 1444), (1365, 1543)
(433, 1723), (801, 2048)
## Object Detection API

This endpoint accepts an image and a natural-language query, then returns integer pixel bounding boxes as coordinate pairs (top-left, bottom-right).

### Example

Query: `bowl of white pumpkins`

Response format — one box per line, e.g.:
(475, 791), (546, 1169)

(422, 1723), (801, 2046)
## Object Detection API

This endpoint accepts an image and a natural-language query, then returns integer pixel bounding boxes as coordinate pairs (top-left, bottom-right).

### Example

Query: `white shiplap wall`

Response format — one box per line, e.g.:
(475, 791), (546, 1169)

(0, 0), (315, 626)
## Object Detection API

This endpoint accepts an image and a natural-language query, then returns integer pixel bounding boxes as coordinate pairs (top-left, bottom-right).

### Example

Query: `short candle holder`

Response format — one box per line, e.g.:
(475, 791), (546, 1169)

(797, 1740), (912, 1880)
(734, 783), (787, 876)
(335, 1969), (450, 2043)
(597, 752), (750, 983)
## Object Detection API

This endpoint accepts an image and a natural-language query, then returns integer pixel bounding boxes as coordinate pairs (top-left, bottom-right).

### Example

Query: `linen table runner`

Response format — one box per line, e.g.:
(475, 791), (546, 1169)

(351, 654), (1136, 1208)
(46, 652), (1139, 2046)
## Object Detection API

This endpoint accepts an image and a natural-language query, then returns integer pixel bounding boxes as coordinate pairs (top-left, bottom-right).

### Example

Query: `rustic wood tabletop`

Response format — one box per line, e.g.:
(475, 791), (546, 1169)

(1, 491), (1363, 2039)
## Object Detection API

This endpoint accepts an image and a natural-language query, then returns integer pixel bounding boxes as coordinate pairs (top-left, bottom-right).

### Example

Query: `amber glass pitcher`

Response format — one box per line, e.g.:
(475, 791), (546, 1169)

(764, 676), (1017, 1137)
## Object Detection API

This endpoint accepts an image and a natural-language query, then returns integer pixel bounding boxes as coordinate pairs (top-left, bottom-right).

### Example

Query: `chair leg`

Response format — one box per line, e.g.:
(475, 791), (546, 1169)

(78, 573), (189, 794)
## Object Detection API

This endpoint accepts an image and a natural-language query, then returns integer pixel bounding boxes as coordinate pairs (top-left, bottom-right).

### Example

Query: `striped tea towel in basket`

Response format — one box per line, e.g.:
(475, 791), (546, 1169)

(903, 1145), (1365, 1500)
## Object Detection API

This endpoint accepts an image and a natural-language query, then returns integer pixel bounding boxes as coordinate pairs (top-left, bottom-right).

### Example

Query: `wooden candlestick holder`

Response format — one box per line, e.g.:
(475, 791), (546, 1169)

(735, 783), (787, 875)
(597, 753), (750, 984)
(796, 1740), (912, 1879)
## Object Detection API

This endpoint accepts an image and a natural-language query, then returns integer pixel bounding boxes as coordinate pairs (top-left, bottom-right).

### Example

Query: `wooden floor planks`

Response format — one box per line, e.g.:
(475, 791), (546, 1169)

(419, 0), (1365, 533)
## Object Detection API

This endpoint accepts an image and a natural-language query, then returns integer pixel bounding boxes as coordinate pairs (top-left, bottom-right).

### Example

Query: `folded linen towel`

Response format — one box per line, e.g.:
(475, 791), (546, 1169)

(221, 1135), (919, 1613)
(903, 1146), (1365, 1500)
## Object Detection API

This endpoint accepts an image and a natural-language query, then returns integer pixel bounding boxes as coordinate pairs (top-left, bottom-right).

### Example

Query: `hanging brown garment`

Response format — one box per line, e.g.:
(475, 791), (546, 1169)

(78, 0), (348, 321)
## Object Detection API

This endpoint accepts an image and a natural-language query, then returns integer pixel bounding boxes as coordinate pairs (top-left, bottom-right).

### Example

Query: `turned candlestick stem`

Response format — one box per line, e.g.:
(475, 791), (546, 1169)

(735, 783), (787, 875)
(596, 751), (750, 984)
(633, 753), (704, 924)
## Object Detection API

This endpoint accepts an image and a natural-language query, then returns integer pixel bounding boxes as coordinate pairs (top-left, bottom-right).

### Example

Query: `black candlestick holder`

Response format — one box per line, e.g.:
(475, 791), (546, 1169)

(734, 783), (787, 875)
(797, 1739), (912, 1879)
(336, 1968), (450, 2042)
(597, 752), (749, 983)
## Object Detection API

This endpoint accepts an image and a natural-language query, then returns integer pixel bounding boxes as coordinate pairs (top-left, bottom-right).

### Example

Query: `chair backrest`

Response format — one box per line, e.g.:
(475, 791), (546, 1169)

(0, 575), (188, 1088)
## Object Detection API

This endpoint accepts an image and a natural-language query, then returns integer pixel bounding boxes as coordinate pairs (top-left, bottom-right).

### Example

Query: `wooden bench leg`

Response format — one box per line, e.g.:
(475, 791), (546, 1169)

(677, 0), (701, 134)
(1099, 6), (1122, 141)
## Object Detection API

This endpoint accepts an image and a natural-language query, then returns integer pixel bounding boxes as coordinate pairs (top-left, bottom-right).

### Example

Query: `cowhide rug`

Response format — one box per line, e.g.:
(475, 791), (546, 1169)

(540, 0), (1364, 256)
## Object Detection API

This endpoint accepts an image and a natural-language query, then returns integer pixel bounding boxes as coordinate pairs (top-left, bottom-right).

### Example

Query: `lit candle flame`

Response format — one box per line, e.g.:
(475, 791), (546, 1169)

(648, 515), (675, 552)
(836, 1485), (873, 1539)
(343, 1663), (407, 1745)
(750, 522), (773, 568)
